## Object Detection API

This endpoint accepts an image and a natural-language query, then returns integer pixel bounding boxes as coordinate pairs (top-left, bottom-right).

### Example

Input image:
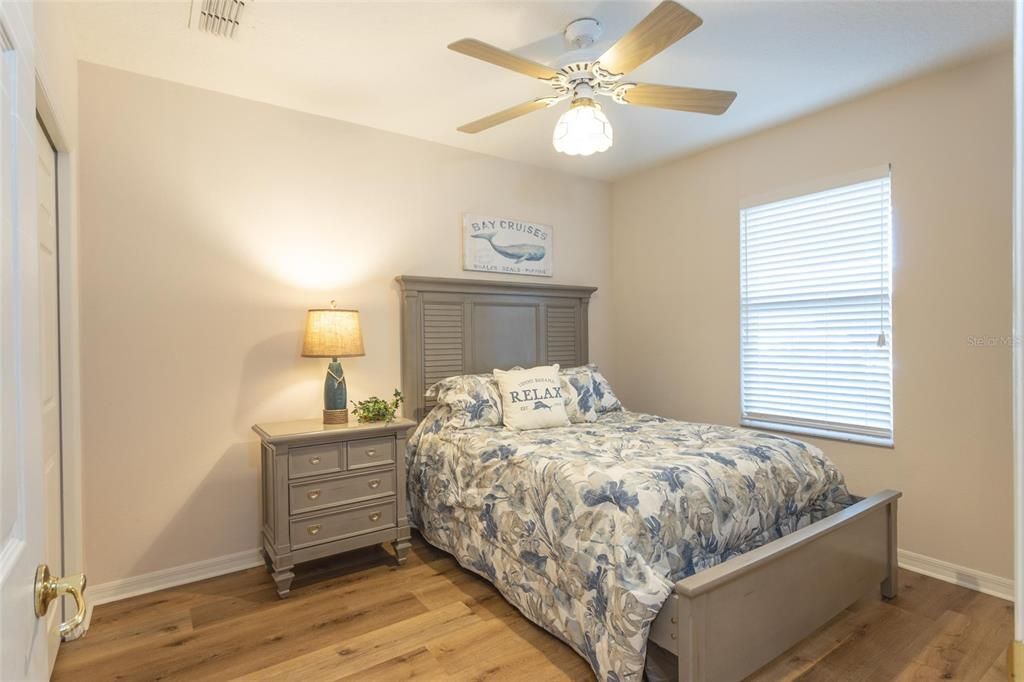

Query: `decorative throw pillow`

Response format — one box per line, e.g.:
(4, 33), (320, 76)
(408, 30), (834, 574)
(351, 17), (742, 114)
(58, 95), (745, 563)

(425, 373), (502, 429)
(560, 372), (598, 423)
(560, 365), (622, 416)
(493, 365), (570, 431)
(588, 364), (623, 414)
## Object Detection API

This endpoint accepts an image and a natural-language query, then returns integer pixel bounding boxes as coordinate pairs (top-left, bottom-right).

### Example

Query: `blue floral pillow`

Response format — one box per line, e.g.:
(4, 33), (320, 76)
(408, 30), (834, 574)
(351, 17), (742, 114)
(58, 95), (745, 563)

(425, 373), (502, 429)
(560, 365), (622, 419)
(560, 371), (598, 423)
(588, 364), (623, 414)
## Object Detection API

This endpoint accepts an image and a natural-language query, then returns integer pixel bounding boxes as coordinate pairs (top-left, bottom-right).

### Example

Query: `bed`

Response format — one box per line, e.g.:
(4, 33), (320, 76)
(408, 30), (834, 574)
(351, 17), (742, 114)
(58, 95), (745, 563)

(397, 275), (900, 682)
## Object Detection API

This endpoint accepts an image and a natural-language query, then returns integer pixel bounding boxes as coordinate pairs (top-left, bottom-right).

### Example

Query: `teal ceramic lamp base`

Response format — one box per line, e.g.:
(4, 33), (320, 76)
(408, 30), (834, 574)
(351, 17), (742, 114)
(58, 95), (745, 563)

(323, 359), (348, 424)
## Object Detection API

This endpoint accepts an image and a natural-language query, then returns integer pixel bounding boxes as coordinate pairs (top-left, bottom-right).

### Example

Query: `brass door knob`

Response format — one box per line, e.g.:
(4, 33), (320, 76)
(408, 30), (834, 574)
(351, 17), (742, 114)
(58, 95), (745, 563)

(368, 479), (381, 489)
(307, 524), (321, 536)
(366, 450), (376, 457)
(34, 564), (88, 638)
(309, 456), (321, 465)
(368, 512), (382, 522)
(307, 489), (321, 500)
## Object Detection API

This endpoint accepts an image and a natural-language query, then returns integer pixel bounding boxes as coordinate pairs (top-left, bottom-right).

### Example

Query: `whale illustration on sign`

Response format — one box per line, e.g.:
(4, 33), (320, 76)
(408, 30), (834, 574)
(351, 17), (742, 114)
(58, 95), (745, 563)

(471, 232), (546, 264)
(463, 214), (552, 277)
(532, 401), (553, 411)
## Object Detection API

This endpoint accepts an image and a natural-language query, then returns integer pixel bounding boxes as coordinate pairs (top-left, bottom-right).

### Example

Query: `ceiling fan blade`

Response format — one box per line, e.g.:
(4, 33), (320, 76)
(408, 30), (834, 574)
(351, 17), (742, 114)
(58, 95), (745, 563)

(596, 1), (703, 77)
(457, 99), (554, 134)
(448, 38), (559, 80)
(620, 84), (737, 115)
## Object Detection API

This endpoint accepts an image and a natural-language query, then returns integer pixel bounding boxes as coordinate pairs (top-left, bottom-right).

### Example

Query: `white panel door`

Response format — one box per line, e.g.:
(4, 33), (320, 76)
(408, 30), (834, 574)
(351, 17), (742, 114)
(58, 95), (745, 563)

(36, 119), (62, 673)
(0, 2), (51, 680)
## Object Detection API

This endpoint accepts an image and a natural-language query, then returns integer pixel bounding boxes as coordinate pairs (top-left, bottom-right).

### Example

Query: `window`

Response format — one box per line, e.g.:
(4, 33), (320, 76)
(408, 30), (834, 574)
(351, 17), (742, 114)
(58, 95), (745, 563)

(740, 170), (893, 446)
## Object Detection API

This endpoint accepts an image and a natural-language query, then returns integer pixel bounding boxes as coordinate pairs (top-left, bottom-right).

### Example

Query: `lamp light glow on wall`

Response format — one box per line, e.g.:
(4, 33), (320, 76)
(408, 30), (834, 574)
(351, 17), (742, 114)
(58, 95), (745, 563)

(552, 97), (613, 157)
(302, 302), (364, 424)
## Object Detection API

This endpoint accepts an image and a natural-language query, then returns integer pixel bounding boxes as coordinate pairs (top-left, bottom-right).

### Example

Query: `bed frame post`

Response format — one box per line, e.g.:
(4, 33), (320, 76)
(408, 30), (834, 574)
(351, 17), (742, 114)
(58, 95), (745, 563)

(675, 594), (702, 682)
(881, 495), (899, 599)
(399, 284), (423, 421)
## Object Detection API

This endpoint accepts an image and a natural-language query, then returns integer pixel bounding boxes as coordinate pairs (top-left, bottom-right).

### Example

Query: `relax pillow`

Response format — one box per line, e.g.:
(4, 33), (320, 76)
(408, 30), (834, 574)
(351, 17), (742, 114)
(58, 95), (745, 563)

(494, 365), (570, 430)
(425, 373), (502, 429)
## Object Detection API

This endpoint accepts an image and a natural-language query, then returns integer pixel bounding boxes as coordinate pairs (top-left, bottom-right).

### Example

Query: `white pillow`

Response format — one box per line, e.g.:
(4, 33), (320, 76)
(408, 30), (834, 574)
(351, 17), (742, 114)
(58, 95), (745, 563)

(493, 365), (570, 431)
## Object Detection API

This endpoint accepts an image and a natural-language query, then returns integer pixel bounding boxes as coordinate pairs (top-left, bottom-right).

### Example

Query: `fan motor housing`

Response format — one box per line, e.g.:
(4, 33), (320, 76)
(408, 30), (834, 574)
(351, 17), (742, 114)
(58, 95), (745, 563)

(551, 61), (626, 100)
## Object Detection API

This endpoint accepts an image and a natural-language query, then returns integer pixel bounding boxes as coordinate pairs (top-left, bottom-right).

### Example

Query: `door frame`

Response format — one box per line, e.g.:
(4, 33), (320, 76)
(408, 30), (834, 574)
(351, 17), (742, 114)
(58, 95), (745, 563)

(35, 71), (84, 632)
(1014, 0), (1023, 669)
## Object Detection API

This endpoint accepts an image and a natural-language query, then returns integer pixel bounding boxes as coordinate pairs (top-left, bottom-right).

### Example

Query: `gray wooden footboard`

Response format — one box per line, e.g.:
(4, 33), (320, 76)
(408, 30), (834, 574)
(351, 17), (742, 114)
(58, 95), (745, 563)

(648, 490), (901, 682)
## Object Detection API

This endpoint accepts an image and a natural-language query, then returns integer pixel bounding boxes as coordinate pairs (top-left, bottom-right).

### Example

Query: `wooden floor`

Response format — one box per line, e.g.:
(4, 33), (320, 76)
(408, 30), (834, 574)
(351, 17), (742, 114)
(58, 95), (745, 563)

(54, 534), (1012, 681)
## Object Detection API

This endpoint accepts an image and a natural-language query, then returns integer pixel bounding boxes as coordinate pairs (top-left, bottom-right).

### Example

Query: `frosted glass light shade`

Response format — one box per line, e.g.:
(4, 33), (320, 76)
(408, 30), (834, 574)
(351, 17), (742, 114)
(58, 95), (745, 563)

(302, 308), (365, 358)
(552, 99), (613, 157)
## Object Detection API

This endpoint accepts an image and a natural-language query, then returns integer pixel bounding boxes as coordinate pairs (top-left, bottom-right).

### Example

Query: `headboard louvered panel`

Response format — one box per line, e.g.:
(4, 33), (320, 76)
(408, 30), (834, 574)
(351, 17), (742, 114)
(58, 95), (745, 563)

(422, 303), (465, 414)
(398, 276), (597, 422)
(546, 306), (579, 368)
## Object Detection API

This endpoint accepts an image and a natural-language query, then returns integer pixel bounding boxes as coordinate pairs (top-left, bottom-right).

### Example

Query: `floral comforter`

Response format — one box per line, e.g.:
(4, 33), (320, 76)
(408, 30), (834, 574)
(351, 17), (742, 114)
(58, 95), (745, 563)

(407, 409), (854, 681)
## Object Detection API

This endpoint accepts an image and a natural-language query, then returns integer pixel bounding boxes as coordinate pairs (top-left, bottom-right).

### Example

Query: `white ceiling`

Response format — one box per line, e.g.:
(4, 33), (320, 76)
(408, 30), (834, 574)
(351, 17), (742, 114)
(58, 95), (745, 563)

(67, 1), (1013, 180)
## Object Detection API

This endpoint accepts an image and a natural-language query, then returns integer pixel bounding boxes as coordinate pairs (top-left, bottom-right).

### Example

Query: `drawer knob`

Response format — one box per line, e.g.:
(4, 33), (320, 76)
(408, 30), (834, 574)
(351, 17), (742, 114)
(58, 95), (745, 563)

(307, 524), (321, 536)
(368, 512), (382, 522)
(309, 456), (321, 465)
(670, 632), (677, 640)
(671, 616), (677, 625)
(368, 479), (381, 489)
(366, 450), (376, 457)
(307, 489), (321, 500)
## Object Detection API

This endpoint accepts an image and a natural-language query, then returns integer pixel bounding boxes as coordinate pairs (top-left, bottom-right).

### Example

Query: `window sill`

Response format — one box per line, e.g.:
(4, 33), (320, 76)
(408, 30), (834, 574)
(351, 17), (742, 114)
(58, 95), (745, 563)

(739, 418), (894, 449)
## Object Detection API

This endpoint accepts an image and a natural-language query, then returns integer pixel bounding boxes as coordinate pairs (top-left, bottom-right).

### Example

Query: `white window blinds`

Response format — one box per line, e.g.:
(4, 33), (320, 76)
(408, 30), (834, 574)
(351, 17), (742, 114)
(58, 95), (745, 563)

(740, 172), (893, 446)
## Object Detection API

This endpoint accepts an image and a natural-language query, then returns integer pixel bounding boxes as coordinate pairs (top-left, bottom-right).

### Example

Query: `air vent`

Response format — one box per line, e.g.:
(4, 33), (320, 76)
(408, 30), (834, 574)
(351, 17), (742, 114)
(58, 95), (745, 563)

(190, 0), (247, 38)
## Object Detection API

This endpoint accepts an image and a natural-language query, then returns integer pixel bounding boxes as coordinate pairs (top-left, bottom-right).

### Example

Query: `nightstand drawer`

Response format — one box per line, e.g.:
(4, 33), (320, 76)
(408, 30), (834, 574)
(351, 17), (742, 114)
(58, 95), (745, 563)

(289, 469), (396, 514)
(347, 436), (396, 470)
(289, 442), (344, 479)
(290, 499), (396, 549)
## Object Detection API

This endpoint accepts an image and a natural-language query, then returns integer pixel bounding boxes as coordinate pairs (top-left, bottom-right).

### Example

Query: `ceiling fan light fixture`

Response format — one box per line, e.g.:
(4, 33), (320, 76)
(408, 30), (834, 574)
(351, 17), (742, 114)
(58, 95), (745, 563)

(451, 2), (736, 154)
(552, 97), (613, 157)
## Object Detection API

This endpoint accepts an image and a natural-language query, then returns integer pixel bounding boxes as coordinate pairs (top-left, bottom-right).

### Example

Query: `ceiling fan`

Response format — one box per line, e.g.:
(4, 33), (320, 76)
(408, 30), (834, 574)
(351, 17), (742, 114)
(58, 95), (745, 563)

(448, 1), (737, 157)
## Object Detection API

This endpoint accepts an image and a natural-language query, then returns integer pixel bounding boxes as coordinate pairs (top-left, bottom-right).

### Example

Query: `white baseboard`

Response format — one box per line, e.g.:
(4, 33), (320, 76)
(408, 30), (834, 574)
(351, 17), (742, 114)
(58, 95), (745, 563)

(79, 548), (264, 632)
(73, 545), (1011, 636)
(899, 549), (1014, 601)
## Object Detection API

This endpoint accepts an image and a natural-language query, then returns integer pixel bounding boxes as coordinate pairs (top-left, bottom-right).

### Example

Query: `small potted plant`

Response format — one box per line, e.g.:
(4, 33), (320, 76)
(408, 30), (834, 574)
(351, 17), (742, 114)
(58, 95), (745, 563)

(350, 389), (404, 423)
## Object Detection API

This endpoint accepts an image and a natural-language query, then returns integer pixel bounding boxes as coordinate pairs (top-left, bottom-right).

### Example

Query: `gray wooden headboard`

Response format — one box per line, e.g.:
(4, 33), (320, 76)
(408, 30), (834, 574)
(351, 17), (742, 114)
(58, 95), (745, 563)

(396, 276), (597, 422)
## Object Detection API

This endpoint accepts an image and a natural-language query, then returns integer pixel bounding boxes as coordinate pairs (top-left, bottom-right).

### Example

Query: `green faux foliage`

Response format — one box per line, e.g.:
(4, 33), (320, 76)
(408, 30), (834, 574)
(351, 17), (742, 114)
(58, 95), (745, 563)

(351, 389), (404, 423)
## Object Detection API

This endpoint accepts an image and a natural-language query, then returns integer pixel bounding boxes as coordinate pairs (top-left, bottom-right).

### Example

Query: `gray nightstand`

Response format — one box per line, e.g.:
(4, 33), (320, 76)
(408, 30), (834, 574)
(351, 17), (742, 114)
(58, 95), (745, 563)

(252, 417), (416, 598)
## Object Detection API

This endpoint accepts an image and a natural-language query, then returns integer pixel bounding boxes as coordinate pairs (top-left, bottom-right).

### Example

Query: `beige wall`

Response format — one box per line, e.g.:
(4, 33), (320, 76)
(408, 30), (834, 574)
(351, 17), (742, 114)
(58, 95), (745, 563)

(81, 49), (1013, 585)
(78, 63), (612, 584)
(611, 50), (1013, 579)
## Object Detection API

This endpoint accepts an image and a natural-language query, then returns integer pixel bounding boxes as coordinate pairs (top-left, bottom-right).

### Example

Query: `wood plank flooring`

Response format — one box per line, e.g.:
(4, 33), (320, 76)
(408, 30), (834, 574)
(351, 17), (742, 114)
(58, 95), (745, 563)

(54, 534), (1012, 681)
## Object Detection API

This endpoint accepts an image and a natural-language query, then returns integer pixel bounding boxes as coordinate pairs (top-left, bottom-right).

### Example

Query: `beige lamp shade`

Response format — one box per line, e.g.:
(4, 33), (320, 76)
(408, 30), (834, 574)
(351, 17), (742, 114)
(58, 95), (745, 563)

(301, 308), (365, 358)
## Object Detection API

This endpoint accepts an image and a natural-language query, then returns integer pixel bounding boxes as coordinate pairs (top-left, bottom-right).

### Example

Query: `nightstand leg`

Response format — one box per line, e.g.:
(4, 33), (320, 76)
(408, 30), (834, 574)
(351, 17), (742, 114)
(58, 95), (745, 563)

(392, 535), (411, 565)
(271, 567), (295, 598)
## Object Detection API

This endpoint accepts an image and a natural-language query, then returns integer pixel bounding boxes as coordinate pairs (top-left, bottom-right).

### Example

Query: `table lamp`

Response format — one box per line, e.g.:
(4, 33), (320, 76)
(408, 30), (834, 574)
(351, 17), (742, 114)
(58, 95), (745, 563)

(302, 302), (365, 424)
